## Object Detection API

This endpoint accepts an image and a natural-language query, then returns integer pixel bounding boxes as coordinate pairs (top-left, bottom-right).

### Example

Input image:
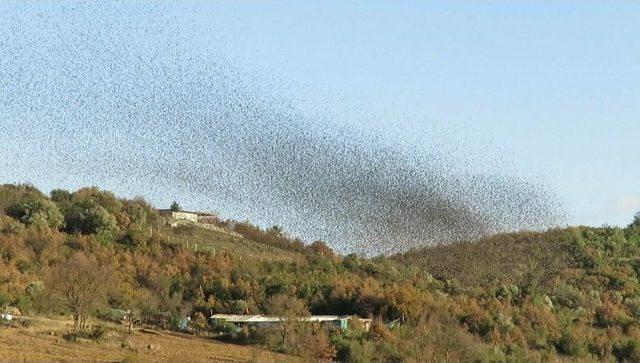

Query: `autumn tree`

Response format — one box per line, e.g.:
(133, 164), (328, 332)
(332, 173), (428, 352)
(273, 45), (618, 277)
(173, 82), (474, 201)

(295, 323), (337, 361)
(306, 240), (338, 261)
(191, 311), (209, 336)
(265, 293), (310, 351)
(46, 252), (115, 330)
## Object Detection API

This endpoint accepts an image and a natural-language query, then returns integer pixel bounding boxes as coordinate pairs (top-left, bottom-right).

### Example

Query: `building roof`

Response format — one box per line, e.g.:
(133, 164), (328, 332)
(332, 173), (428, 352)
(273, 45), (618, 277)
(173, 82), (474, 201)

(210, 314), (280, 323)
(157, 209), (215, 216)
(210, 314), (366, 323)
(304, 315), (344, 322)
(157, 209), (196, 214)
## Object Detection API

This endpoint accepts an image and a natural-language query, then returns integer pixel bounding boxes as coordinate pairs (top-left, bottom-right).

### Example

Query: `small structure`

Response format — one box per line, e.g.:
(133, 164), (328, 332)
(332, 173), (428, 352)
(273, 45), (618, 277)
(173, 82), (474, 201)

(158, 209), (199, 223)
(210, 314), (372, 332)
(1, 307), (20, 320)
(0, 313), (12, 321)
(158, 210), (218, 225)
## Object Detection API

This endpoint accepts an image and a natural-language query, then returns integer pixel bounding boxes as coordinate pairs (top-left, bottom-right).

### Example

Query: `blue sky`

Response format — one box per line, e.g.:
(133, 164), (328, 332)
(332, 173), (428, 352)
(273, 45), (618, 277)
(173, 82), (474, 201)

(195, 1), (640, 227)
(1, 1), (639, 229)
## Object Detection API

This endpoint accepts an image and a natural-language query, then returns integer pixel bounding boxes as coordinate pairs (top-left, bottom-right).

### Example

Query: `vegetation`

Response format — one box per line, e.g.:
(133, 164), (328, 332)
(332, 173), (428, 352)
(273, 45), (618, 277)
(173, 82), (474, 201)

(170, 201), (181, 212)
(2, 183), (640, 361)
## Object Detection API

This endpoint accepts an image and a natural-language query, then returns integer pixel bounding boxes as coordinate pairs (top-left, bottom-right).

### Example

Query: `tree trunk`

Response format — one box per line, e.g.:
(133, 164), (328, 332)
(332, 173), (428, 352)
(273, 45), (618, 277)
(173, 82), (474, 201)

(73, 314), (79, 331)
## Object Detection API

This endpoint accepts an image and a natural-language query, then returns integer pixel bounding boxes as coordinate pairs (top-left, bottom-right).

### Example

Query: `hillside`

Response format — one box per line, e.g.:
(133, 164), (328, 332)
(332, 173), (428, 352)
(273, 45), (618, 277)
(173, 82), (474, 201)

(160, 223), (304, 264)
(1, 183), (640, 361)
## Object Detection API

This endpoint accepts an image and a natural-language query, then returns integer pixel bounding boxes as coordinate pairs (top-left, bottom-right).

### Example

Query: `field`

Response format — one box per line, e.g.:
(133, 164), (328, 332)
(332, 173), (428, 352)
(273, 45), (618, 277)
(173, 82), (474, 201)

(0, 316), (299, 363)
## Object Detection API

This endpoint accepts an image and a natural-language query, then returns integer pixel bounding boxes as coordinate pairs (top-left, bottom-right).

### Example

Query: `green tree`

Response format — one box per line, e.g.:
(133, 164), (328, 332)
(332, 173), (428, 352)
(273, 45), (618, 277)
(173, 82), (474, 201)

(50, 189), (72, 203)
(8, 194), (64, 230)
(629, 211), (640, 229)
(64, 200), (118, 235)
(170, 201), (181, 212)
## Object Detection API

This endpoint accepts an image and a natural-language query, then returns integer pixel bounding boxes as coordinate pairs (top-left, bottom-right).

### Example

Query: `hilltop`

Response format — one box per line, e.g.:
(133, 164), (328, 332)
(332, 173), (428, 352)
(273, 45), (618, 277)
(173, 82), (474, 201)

(1, 183), (640, 361)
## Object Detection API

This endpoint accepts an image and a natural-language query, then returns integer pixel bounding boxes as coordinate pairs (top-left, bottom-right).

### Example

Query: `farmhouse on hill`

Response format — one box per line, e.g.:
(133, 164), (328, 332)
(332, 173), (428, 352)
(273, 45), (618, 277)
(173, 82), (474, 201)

(157, 209), (216, 224)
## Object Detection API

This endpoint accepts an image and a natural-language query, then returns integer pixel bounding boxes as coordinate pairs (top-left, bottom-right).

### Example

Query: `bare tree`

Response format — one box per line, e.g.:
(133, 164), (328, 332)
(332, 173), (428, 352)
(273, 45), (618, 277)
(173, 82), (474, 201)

(122, 309), (139, 333)
(46, 252), (114, 330)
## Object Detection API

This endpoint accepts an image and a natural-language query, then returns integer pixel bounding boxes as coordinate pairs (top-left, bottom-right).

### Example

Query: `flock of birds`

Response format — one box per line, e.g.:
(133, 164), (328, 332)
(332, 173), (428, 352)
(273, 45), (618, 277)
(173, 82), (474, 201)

(0, 3), (564, 254)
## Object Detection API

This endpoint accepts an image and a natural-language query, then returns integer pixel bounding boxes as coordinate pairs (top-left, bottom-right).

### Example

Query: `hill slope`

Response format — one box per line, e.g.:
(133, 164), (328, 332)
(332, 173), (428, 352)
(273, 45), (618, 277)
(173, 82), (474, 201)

(2, 183), (640, 361)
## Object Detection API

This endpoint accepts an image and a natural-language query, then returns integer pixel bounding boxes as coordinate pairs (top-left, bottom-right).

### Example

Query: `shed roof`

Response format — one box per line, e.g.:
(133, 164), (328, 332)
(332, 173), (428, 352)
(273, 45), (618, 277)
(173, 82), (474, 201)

(210, 314), (351, 323)
(210, 314), (279, 323)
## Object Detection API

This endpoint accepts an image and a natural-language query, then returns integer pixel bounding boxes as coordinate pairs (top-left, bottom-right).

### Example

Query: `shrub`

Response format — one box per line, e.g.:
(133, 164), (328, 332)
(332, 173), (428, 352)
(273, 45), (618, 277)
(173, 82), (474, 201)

(614, 339), (640, 362)
(90, 325), (109, 340)
(64, 201), (117, 235)
(211, 319), (237, 334)
(0, 216), (25, 234)
(556, 329), (588, 357)
(8, 195), (64, 230)
(118, 228), (149, 247)
(595, 301), (633, 328)
(553, 283), (584, 309)
(0, 291), (8, 308)
(15, 294), (32, 315)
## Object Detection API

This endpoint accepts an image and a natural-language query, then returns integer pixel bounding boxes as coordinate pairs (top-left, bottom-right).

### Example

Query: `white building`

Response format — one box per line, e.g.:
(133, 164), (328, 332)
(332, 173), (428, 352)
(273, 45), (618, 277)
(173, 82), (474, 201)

(210, 314), (372, 331)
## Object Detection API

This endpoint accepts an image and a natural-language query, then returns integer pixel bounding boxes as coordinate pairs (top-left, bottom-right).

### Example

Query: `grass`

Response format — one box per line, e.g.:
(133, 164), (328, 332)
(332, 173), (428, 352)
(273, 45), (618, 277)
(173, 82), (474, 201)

(160, 224), (304, 263)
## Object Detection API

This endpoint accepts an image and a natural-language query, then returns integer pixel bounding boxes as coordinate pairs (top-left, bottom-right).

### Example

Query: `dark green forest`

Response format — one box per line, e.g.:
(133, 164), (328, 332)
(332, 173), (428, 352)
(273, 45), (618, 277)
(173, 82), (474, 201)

(2, 183), (640, 362)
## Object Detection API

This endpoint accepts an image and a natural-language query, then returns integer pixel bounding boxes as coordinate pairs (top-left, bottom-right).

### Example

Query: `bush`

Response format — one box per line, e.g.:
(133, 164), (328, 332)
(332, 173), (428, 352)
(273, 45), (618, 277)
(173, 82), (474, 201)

(18, 318), (31, 328)
(62, 332), (78, 342)
(556, 329), (588, 357)
(211, 319), (237, 334)
(64, 201), (117, 235)
(8, 195), (64, 230)
(62, 325), (109, 342)
(96, 229), (116, 245)
(0, 292), (8, 308)
(553, 283), (584, 309)
(90, 325), (109, 340)
(614, 339), (640, 362)
(15, 294), (32, 315)
(0, 216), (25, 234)
(118, 228), (149, 248)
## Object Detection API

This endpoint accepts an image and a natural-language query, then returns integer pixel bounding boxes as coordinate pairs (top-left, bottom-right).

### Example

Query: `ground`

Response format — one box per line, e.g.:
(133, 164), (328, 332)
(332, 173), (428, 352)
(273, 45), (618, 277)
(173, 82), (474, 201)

(0, 316), (299, 363)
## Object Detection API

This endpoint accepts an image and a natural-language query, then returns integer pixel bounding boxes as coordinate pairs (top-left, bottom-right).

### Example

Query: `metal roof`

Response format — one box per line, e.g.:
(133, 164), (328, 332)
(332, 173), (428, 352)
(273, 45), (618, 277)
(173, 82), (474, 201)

(210, 314), (354, 323)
